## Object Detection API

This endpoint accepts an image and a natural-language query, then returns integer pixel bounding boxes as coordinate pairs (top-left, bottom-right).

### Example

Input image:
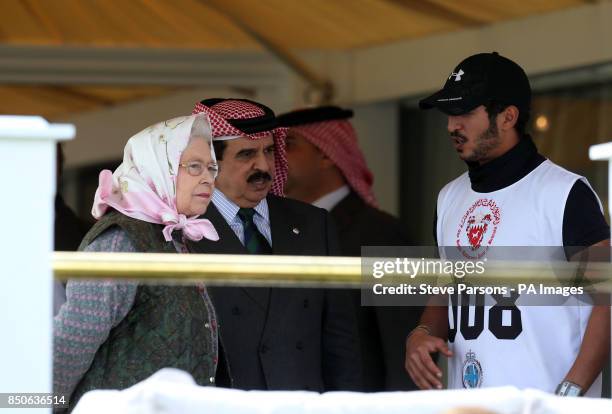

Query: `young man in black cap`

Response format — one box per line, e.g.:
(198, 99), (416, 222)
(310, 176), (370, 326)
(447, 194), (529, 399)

(190, 98), (362, 392)
(405, 52), (610, 396)
(277, 106), (420, 391)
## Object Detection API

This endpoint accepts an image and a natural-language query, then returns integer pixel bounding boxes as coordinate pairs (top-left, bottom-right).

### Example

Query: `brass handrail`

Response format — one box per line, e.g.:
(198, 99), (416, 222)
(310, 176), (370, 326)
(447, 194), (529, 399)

(52, 252), (612, 290)
(53, 252), (362, 287)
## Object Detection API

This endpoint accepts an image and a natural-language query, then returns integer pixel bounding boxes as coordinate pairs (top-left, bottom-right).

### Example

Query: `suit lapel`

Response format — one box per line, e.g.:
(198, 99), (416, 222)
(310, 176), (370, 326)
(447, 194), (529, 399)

(267, 194), (305, 255)
(263, 196), (314, 343)
(189, 203), (246, 254)
(190, 202), (270, 311)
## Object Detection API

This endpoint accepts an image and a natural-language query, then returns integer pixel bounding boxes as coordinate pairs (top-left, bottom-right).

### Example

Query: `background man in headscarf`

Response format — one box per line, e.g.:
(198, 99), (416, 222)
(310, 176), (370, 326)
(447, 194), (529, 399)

(278, 106), (420, 391)
(191, 98), (362, 392)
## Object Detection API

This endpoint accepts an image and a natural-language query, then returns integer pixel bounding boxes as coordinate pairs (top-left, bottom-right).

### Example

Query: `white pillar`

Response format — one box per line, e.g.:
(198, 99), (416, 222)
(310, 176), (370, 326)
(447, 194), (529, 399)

(0, 116), (74, 412)
(589, 141), (612, 397)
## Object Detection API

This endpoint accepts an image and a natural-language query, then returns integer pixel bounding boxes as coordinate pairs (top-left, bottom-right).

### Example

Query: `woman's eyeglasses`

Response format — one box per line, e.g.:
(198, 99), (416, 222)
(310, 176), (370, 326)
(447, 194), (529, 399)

(179, 161), (218, 178)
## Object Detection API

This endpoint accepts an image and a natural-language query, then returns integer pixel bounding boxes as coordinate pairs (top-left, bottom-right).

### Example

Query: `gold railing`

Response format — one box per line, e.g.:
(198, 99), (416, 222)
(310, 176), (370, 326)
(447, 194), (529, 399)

(52, 252), (612, 291)
(52, 252), (362, 287)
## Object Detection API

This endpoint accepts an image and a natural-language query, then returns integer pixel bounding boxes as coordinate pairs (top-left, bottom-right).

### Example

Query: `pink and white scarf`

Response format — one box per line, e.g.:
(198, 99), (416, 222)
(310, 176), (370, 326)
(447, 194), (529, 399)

(92, 114), (219, 242)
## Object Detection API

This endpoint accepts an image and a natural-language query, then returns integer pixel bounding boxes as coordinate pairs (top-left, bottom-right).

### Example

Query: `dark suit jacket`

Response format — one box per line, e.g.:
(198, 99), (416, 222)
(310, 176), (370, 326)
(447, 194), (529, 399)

(331, 191), (421, 391)
(191, 194), (362, 391)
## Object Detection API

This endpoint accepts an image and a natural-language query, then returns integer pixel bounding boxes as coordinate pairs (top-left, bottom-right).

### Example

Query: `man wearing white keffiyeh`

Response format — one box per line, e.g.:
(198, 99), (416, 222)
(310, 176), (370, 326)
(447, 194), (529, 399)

(54, 114), (230, 410)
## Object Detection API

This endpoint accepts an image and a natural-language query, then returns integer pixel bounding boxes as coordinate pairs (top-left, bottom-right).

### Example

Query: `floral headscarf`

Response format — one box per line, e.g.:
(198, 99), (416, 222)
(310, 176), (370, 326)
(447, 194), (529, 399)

(92, 114), (219, 242)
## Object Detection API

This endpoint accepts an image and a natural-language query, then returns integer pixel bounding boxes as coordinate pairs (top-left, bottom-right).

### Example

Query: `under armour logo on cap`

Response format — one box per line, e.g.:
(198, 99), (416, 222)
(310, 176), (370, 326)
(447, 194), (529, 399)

(449, 69), (464, 81)
(419, 52), (531, 116)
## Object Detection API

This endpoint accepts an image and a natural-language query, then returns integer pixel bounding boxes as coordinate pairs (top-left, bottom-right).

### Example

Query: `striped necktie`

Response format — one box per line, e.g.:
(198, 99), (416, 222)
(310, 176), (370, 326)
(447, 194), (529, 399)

(237, 208), (272, 254)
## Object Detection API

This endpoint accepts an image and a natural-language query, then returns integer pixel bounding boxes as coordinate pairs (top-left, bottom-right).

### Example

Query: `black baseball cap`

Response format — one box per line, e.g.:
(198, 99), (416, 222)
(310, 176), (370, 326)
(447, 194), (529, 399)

(419, 52), (531, 116)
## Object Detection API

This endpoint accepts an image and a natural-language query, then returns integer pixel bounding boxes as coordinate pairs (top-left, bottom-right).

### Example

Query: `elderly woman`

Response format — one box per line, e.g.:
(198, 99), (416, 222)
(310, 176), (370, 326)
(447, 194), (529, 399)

(54, 114), (225, 408)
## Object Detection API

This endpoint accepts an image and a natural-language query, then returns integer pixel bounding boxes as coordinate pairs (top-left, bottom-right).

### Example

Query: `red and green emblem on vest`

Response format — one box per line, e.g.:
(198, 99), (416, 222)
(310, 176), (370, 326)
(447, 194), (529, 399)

(456, 198), (501, 259)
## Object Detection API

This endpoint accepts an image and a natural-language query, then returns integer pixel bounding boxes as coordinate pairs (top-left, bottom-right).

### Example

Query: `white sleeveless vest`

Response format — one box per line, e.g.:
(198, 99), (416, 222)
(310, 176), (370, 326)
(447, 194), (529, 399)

(436, 160), (602, 397)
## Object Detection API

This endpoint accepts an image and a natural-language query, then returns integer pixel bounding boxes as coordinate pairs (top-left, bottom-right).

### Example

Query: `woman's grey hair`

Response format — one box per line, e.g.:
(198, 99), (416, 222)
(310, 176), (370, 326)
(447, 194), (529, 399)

(188, 115), (216, 163)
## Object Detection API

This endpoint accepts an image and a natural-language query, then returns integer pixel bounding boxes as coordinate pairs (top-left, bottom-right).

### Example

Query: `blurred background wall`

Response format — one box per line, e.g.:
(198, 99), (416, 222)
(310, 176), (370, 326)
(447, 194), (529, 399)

(0, 0), (610, 239)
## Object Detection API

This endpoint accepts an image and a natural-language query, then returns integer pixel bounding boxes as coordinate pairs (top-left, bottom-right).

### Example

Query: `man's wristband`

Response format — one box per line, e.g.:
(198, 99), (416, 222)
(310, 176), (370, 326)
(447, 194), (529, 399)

(555, 380), (583, 397)
(408, 324), (432, 339)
